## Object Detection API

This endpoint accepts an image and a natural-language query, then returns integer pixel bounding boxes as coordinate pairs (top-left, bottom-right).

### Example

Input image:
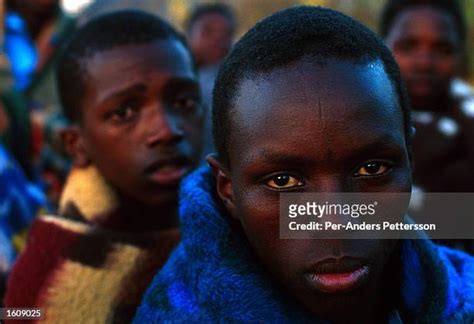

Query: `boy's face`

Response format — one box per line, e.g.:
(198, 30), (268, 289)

(385, 6), (461, 108)
(76, 39), (202, 208)
(188, 13), (234, 67)
(211, 58), (411, 314)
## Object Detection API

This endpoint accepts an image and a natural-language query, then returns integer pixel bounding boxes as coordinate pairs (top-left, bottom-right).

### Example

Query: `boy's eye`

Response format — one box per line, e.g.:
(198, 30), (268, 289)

(395, 39), (416, 53)
(435, 43), (455, 57)
(110, 103), (139, 122)
(355, 162), (390, 177)
(266, 174), (304, 189)
(172, 95), (200, 111)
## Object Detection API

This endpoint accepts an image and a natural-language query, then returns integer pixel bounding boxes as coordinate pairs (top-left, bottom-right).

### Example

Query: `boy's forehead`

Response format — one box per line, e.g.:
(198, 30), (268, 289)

(233, 58), (401, 128)
(229, 59), (405, 160)
(390, 6), (458, 38)
(194, 11), (232, 26)
(229, 59), (405, 157)
(83, 39), (193, 80)
(81, 39), (195, 103)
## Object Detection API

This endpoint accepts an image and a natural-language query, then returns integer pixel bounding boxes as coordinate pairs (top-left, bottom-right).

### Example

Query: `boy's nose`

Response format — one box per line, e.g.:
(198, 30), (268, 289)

(413, 49), (435, 71)
(314, 176), (346, 193)
(145, 109), (184, 147)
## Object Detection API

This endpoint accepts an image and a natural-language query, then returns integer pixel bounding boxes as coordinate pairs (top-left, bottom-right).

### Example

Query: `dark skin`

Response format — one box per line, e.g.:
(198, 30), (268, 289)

(8, 0), (59, 40)
(208, 58), (412, 323)
(187, 12), (234, 68)
(63, 40), (203, 232)
(385, 6), (462, 111)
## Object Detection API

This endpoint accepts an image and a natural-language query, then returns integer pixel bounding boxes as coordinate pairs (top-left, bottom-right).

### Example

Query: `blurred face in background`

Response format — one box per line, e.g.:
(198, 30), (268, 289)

(385, 6), (462, 109)
(188, 12), (234, 68)
(9, 0), (58, 15)
(77, 40), (203, 209)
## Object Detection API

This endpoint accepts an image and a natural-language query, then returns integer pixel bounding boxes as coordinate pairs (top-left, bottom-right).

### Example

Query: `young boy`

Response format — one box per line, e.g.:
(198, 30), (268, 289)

(185, 3), (236, 70)
(381, 0), (474, 193)
(381, 0), (474, 253)
(185, 3), (236, 159)
(4, 10), (203, 322)
(135, 6), (474, 323)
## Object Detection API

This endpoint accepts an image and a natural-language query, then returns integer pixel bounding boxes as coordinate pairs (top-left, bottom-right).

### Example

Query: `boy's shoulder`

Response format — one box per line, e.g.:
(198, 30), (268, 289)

(58, 166), (119, 222)
(134, 166), (317, 322)
(438, 245), (474, 305)
(6, 214), (180, 322)
(439, 245), (474, 275)
(405, 240), (474, 323)
(4, 215), (87, 309)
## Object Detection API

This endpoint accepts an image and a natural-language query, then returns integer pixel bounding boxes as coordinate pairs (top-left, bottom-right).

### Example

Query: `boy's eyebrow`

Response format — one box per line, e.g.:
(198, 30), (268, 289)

(261, 151), (306, 164)
(346, 134), (406, 161)
(100, 84), (147, 103)
(162, 77), (201, 94)
(249, 149), (317, 167)
(249, 134), (405, 166)
(100, 77), (200, 104)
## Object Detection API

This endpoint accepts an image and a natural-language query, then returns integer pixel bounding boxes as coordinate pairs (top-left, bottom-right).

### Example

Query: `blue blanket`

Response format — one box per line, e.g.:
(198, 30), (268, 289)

(134, 166), (474, 322)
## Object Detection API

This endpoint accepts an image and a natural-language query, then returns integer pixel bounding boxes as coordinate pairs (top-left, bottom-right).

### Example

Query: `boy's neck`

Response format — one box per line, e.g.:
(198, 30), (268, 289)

(96, 197), (180, 233)
(411, 91), (455, 113)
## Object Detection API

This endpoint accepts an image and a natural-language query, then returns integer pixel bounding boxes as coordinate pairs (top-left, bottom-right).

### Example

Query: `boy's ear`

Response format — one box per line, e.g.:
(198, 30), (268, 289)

(206, 154), (237, 219)
(60, 126), (90, 167)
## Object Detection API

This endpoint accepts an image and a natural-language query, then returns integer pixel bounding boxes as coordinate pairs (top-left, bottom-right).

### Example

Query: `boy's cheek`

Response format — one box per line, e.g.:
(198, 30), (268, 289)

(183, 117), (205, 160)
(391, 168), (412, 192)
(236, 192), (281, 245)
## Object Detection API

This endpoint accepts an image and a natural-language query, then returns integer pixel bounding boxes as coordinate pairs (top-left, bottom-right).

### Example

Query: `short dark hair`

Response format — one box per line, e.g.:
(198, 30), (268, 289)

(212, 6), (412, 166)
(185, 3), (236, 34)
(379, 0), (466, 45)
(57, 10), (192, 123)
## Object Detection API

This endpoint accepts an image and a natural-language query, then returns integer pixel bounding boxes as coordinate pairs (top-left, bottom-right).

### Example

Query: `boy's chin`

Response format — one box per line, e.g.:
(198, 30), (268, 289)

(118, 186), (180, 211)
(141, 190), (180, 209)
(294, 272), (378, 318)
(409, 88), (450, 109)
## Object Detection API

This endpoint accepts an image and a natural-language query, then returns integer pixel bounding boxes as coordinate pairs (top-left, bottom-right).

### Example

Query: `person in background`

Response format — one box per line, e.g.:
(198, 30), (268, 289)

(3, 0), (75, 205)
(4, 0), (75, 95)
(0, 140), (48, 303)
(4, 0), (61, 91)
(0, 89), (34, 179)
(0, 8), (49, 302)
(381, 0), (474, 253)
(4, 10), (203, 322)
(185, 3), (236, 159)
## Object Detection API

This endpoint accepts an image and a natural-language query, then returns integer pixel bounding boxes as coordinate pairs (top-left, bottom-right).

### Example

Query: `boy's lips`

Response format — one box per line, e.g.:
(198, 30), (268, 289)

(144, 157), (191, 186)
(304, 257), (370, 293)
(408, 76), (438, 94)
